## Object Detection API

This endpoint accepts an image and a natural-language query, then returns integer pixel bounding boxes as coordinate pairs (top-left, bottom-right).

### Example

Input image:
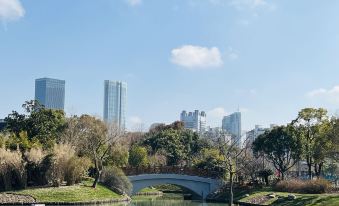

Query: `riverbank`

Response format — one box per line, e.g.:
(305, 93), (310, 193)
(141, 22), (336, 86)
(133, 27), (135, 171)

(208, 186), (339, 206)
(0, 181), (128, 205)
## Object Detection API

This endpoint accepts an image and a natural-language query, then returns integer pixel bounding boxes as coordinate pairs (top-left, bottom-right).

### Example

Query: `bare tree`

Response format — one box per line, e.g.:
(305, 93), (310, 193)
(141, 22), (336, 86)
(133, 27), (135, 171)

(217, 136), (249, 206)
(62, 115), (124, 188)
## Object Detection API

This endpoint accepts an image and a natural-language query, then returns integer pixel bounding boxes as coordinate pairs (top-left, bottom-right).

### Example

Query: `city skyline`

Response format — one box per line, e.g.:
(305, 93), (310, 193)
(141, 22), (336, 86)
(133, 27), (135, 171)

(1, 1), (339, 131)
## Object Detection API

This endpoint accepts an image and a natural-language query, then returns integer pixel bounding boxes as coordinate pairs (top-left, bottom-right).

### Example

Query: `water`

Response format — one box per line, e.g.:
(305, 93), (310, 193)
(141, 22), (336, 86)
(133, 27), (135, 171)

(114, 193), (226, 206)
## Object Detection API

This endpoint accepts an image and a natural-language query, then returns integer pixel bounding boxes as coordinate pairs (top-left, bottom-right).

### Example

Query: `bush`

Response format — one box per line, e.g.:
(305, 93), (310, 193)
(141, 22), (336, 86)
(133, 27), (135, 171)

(0, 148), (26, 191)
(128, 145), (148, 167)
(274, 179), (332, 194)
(100, 166), (132, 195)
(64, 156), (91, 185)
(43, 144), (91, 187)
(25, 147), (47, 186)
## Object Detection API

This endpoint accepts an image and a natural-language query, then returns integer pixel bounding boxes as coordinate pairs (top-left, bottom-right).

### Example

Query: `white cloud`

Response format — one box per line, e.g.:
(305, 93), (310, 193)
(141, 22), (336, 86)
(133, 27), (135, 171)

(0, 0), (24, 25)
(126, 0), (142, 6)
(207, 107), (228, 127)
(129, 116), (143, 125)
(306, 86), (339, 104)
(226, 47), (239, 60)
(171, 45), (223, 69)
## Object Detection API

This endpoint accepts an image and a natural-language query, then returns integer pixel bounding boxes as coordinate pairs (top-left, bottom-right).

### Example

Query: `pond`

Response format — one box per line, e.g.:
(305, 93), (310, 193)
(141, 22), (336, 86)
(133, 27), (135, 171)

(114, 193), (226, 206)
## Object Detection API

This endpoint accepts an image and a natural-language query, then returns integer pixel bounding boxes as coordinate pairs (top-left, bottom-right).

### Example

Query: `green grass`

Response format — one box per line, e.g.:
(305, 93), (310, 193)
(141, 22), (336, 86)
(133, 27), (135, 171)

(138, 187), (161, 193)
(11, 181), (123, 203)
(239, 191), (339, 206)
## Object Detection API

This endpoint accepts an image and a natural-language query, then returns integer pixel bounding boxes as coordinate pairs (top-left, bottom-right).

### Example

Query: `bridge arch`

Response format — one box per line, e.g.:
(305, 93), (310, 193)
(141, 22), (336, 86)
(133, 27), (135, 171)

(128, 174), (222, 200)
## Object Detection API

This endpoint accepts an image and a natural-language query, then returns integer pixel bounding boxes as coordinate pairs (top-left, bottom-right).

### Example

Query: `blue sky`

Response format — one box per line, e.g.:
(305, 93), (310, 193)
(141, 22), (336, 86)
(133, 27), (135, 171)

(1, 0), (339, 131)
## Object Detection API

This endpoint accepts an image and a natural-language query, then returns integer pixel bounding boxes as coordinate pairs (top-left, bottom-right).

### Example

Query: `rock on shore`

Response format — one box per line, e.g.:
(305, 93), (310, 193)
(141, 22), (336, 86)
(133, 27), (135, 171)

(0, 193), (36, 204)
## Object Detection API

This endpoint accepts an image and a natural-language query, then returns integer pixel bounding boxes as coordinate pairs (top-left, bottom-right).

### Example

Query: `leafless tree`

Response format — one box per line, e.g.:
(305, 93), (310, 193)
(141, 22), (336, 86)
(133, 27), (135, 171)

(217, 136), (250, 206)
(61, 115), (124, 188)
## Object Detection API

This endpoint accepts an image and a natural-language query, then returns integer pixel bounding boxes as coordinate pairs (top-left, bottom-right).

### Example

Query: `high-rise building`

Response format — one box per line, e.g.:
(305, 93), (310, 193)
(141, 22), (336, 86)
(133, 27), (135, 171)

(103, 80), (127, 130)
(180, 110), (206, 133)
(35, 78), (65, 110)
(222, 112), (241, 147)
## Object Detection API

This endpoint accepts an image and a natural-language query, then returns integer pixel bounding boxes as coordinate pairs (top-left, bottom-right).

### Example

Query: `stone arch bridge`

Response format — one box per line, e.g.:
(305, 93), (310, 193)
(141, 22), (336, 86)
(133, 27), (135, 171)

(122, 166), (223, 200)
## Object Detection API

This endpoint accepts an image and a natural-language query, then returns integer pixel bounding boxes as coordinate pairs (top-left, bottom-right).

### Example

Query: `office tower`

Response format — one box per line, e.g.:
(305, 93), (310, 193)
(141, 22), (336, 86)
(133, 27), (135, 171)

(103, 80), (127, 130)
(222, 112), (241, 147)
(35, 78), (65, 110)
(180, 110), (206, 133)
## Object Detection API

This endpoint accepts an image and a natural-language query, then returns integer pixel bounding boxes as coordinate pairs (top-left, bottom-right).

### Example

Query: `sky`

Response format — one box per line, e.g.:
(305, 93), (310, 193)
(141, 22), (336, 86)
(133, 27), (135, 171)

(1, 0), (339, 131)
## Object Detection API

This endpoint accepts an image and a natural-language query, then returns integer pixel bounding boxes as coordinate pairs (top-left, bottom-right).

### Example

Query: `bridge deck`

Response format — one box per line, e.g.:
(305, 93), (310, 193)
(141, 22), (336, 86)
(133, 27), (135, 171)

(122, 166), (222, 179)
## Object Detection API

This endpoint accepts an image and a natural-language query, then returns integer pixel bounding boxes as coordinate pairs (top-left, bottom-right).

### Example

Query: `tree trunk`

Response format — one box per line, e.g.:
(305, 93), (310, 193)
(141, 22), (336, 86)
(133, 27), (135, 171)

(281, 171), (285, 180)
(307, 157), (312, 180)
(92, 168), (101, 188)
(229, 166), (234, 206)
(264, 176), (269, 186)
(314, 162), (323, 179)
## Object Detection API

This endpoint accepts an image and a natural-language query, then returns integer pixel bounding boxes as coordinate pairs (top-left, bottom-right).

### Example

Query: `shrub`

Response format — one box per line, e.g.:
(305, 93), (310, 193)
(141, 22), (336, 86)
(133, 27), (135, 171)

(274, 179), (332, 194)
(25, 147), (47, 186)
(64, 156), (91, 185)
(0, 148), (26, 191)
(128, 145), (148, 167)
(100, 166), (132, 195)
(46, 144), (75, 186)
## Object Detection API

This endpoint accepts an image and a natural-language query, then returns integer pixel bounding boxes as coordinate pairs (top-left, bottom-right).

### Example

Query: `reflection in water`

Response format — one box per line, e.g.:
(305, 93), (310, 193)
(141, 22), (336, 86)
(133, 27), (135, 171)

(113, 193), (225, 206)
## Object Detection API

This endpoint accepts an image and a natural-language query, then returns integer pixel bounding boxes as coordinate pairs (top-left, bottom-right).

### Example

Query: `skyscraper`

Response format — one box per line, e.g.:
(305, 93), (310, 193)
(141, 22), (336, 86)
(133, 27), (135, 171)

(222, 112), (241, 147)
(103, 80), (127, 130)
(180, 110), (206, 133)
(35, 78), (65, 110)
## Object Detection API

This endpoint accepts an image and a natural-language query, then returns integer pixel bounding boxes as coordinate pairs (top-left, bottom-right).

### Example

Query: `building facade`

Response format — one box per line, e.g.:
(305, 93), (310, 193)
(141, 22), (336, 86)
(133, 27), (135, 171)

(180, 110), (206, 133)
(246, 125), (267, 144)
(35, 78), (65, 110)
(222, 112), (241, 147)
(246, 124), (278, 145)
(103, 80), (127, 130)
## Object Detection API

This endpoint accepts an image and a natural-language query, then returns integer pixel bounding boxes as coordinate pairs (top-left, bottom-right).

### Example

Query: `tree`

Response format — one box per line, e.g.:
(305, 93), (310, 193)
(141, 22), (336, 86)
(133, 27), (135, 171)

(252, 126), (301, 180)
(193, 148), (225, 172)
(142, 121), (208, 166)
(128, 145), (148, 167)
(258, 169), (273, 186)
(217, 136), (247, 206)
(5, 100), (66, 149)
(75, 115), (123, 188)
(292, 108), (330, 179)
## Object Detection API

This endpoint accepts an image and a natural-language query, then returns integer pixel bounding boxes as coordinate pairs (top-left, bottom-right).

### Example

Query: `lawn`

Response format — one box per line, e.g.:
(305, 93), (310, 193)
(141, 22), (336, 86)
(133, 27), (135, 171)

(238, 191), (339, 206)
(12, 181), (123, 203)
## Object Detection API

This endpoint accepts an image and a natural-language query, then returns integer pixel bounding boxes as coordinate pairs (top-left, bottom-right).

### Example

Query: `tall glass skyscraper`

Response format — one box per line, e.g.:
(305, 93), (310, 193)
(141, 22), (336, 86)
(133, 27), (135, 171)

(35, 78), (65, 110)
(103, 80), (127, 130)
(222, 112), (241, 147)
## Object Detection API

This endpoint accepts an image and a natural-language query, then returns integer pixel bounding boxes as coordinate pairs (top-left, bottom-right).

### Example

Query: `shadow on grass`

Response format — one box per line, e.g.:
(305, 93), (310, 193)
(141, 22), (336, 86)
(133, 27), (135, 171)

(270, 195), (339, 206)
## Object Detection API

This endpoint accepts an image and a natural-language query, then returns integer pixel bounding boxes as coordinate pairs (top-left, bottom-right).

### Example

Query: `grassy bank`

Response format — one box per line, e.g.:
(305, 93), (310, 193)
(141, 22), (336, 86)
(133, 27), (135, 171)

(11, 181), (124, 203)
(238, 191), (339, 206)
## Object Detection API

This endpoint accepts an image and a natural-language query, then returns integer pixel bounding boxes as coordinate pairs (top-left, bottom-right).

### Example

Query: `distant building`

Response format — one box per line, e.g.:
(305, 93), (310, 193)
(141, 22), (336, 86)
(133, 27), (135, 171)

(149, 123), (164, 131)
(103, 80), (127, 130)
(204, 126), (232, 142)
(35, 78), (65, 110)
(222, 112), (241, 147)
(246, 124), (278, 145)
(246, 125), (268, 144)
(0, 119), (6, 131)
(180, 110), (206, 133)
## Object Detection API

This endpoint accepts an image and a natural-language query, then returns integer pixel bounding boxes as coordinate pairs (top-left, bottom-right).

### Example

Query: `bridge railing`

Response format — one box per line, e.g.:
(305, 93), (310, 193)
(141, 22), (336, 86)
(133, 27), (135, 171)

(122, 166), (222, 179)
